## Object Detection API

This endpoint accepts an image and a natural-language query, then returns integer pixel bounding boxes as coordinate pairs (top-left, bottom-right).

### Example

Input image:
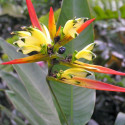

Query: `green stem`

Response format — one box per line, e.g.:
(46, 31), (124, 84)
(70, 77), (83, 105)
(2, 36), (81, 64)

(47, 62), (69, 125)
(47, 80), (69, 125)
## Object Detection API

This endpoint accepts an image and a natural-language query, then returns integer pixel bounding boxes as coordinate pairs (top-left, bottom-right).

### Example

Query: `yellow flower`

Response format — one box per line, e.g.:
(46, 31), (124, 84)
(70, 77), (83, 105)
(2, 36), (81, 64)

(59, 68), (92, 79)
(75, 43), (96, 61)
(1, 0), (95, 65)
(63, 18), (86, 38)
(13, 27), (51, 55)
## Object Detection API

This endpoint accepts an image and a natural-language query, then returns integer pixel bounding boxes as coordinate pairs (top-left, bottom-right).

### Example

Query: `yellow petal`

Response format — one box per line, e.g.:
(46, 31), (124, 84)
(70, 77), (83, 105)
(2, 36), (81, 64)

(16, 31), (31, 37)
(21, 45), (41, 54)
(20, 36), (43, 46)
(75, 50), (96, 61)
(61, 68), (92, 79)
(67, 29), (78, 38)
(41, 24), (51, 44)
(28, 28), (49, 45)
(14, 39), (42, 54)
(14, 40), (25, 47)
(15, 35), (48, 54)
(83, 43), (96, 51)
(63, 18), (84, 38)
(63, 20), (74, 34)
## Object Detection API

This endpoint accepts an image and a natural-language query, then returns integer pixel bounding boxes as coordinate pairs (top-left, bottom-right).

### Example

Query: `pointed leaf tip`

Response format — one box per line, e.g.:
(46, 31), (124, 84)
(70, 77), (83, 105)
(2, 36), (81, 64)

(26, 0), (43, 31)
(77, 18), (95, 34)
(73, 77), (125, 92)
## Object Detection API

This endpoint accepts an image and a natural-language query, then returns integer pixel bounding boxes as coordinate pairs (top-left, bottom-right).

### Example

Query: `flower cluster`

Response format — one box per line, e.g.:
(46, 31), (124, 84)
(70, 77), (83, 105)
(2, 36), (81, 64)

(2, 0), (125, 92)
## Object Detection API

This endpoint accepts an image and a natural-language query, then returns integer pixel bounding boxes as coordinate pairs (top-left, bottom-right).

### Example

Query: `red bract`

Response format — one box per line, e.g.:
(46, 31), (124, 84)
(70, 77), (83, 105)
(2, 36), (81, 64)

(77, 18), (96, 34)
(26, 0), (43, 31)
(72, 61), (125, 76)
(48, 7), (56, 40)
(73, 77), (125, 92)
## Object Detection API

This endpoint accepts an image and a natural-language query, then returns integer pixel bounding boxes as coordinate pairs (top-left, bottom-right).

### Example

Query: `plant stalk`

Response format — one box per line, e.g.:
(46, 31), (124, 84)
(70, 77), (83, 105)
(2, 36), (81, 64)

(47, 80), (69, 125)
(47, 61), (69, 125)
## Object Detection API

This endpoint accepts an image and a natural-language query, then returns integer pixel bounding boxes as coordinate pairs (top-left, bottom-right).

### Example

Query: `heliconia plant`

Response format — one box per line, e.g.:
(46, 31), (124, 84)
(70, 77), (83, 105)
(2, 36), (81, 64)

(0, 0), (125, 125)
(1, 0), (125, 92)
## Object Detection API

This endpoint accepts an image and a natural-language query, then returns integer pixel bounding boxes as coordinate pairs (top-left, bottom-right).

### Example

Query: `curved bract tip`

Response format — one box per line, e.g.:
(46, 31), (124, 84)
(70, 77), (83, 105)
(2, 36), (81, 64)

(26, 0), (43, 31)
(74, 61), (125, 76)
(48, 7), (56, 40)
(1, 54), (57, 65)
(72, 77), (125, 92)
(77, 18), (95, 34)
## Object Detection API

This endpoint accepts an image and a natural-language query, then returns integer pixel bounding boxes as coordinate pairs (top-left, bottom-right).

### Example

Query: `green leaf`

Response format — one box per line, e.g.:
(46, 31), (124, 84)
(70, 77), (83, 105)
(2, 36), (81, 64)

(115, 112), (125, 125)
(120, 4), (125, 18)
(6, 35), (19, 44)
(0, 105), (27, 125)
(0, 3), (25, 18)
(0, 71), (49, 125)
(105, 9), (118, 18)
(6, 90), (43, 125)
(0, 38), (61, 125)
(89, 1), (125, 20)
(93, 6), (107, 19)
(51, 0), (96, 125)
